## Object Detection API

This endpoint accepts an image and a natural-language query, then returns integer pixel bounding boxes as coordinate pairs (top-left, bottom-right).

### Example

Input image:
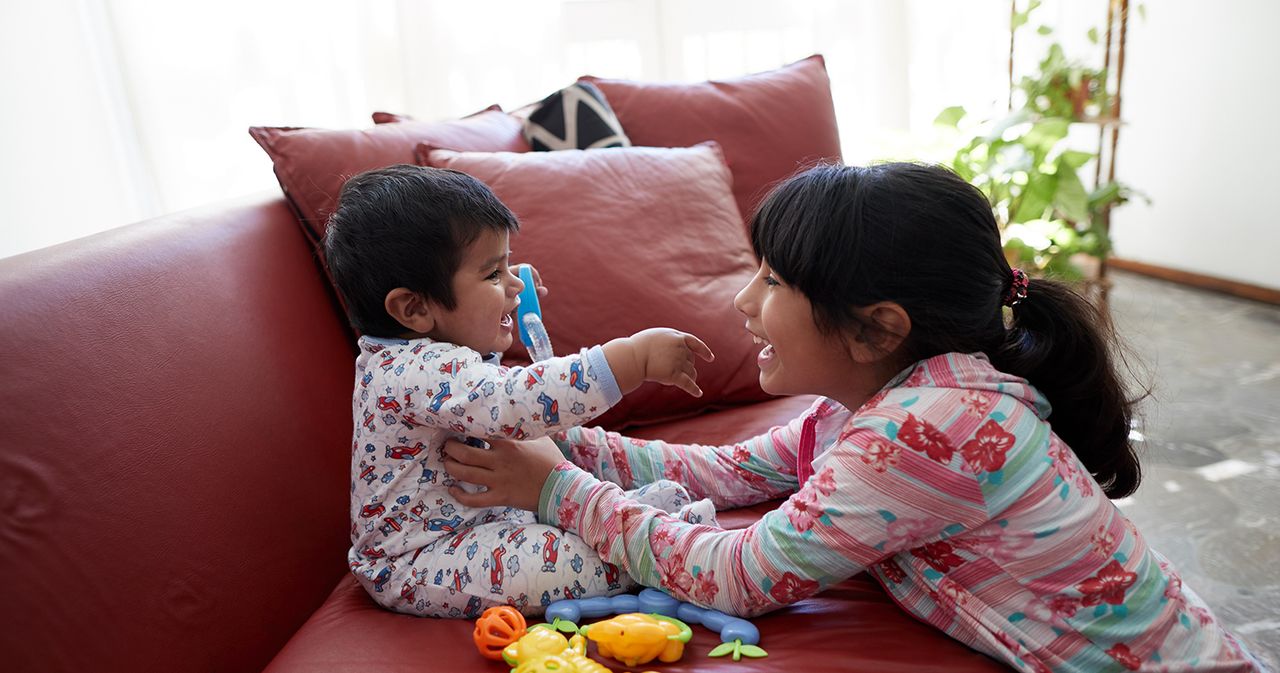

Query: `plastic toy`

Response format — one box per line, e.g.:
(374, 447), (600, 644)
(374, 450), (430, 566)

(544, 588), (767, 661)
(516, 265), (554, 361)
(579, 612), (688, 666)
(473, 605), (528, 660)
(502, 627), (613, 673)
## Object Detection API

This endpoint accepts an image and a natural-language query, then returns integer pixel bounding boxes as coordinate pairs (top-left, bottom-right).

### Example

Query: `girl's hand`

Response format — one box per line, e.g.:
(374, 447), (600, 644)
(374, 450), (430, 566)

(442, 436), (564, 511)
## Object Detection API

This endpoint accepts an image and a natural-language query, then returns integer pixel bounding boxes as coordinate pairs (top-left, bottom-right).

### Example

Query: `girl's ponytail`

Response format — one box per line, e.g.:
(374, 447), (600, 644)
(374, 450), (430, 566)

(990, 278), (1142, 498)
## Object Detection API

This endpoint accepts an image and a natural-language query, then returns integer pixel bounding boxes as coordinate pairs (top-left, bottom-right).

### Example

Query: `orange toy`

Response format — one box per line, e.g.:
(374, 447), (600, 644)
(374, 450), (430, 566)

(473, 606), (528, 660)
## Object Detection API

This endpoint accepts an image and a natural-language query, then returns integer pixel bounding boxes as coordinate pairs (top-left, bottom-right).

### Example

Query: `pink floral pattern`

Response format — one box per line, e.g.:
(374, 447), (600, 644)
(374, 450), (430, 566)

(783, 487), (823, 533)
(900, 413), (955, 463)
(878, 558), (907, 583)
(732, 444), (751, 463)
(692, 569), (719, 603)
(1076, 559), (1137, 607)
(769, 571), (819, 604)
(1046, 594), (1081, 620)
(960, 419), (1015, 473)
(556, 499), (581, 526)
(657, 552), (693, 594)
(860, 438), (902, 472)
(911, 540), (967, 573)
(812, 466), (837, 496)
(1090, 524), (1117, 558)
(1105, 643), (1143, 671)
(961, 390), (991, 418)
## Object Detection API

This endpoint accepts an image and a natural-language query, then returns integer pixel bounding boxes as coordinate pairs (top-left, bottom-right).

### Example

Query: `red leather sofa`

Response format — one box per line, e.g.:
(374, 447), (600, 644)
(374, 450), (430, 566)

(0, 56), (1008, 672)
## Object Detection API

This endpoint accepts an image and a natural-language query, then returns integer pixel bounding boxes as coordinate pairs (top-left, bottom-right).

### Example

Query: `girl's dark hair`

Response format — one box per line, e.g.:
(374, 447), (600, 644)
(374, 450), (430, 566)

(323, 165), (518, 337)
(750, 162), (1141, 498)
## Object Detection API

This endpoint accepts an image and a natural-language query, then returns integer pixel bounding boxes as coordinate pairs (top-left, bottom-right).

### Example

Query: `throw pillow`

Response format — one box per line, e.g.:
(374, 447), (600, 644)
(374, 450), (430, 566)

(421, 143), (770, 429)
(581, 54), (842, 224)
(249, 105), (528, 241)
(523, 81), (631, 151)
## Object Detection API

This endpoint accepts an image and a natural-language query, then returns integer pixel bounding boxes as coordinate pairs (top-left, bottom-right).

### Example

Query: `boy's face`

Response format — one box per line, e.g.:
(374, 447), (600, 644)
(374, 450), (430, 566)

(427, 229), (524, 354)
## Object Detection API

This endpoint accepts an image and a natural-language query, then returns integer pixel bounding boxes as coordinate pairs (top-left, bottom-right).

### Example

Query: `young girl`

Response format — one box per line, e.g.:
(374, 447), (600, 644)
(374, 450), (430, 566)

(441, 163), (1267, 671)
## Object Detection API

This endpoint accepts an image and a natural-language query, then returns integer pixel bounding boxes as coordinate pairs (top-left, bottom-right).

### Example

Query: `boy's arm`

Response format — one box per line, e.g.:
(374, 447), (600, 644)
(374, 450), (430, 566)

(391, 342), (622, 440)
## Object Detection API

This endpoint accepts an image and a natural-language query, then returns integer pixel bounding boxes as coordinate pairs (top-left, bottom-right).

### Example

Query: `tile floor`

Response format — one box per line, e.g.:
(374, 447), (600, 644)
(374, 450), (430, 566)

(1107, 270), (1279, 667)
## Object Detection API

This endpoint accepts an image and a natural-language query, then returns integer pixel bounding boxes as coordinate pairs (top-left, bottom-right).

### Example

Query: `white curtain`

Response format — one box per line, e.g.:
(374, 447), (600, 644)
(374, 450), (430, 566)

(1, 0), (1019, 258)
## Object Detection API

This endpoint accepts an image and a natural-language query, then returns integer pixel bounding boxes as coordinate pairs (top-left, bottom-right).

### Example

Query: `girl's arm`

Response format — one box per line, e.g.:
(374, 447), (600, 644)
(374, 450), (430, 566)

(539, 418), (992, 617)
(551, 399), (830, 509)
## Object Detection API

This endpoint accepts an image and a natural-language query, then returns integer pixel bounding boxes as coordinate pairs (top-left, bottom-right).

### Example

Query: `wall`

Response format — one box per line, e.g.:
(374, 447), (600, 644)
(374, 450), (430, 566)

(1110, 0), (1280, 290)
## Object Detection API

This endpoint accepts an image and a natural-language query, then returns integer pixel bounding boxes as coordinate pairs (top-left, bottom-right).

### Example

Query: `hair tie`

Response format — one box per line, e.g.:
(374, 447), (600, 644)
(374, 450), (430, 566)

(1003, 268), (1030, 307)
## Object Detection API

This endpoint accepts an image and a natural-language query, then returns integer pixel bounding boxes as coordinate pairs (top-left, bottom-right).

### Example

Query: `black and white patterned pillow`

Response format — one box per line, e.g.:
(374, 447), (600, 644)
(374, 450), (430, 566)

(523, 81), (631, 151)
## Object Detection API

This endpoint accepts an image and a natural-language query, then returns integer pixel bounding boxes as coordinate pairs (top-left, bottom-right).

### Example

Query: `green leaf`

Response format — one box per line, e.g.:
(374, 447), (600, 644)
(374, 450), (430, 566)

(1012, 173), (1057, 223)
(934, 105), (967, 128)
(1037, 25), (1052, 35)
(1059, 149), (1094, 170)
(1053, 166), (1090, 222)
(740, 645), (769, 658)
(708, 642), (736, 658)
(1022, 119), (1069, 152)
(1138, 3), (1147, 20)
(1011, 12), (1029, 30)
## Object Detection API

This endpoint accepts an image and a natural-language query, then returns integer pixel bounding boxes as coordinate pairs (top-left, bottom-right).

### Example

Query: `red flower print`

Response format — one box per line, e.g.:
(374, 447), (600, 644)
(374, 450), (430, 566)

(812, 466), (837, 496)
(609, 443), (634, 487)
(768, 572), (819, 604)
(1076, 559), (1137, 607)
(651, 523), (679, 556)
(692, 569), (719, 603)
(1163, 570), (1184, 603)
(878, 558), (907, 583)
(961, 390), (990, 418)
(783, 487), (823, 533)
(732, 463), (767, 487)
(860, 438), (901, 473)
(1048, 442), (1077, 481)
(900, 414), (955, 463)
(663, 459), (688, 483)
(1090, 524), (1116, 558)
(859, 389), (889, 411)
(570, 441), (599, 465)
(911, 540), (966, 572)
(1074, 472), (1096, 498)
(732, 444), (751, 463)
(1047, 594), (1080, 619)
(885, 517), (937, 550)
(931, 578), (969, 616)
(657, 553), (693, 594)
(1105, 643), (1143, 671)
(1190, 606), (1214, 626)
(556, 500), (580, 525)
(959, 419), (1015, 473)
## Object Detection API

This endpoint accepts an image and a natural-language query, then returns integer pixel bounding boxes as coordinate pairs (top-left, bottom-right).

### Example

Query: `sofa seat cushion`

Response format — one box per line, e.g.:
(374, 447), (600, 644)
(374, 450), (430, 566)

(422, 143), (769, 430)
(583, 55), (843, 223)
(265, 396), (1007, 672)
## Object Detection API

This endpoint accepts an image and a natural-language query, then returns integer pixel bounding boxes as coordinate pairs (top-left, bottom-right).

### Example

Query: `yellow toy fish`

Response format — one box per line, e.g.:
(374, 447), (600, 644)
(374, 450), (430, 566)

(579, 613), (691, 667)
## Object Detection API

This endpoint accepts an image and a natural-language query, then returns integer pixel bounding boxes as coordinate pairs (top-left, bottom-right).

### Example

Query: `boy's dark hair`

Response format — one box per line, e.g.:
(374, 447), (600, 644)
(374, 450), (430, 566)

(751, 162), (1142, 498)
(322, 165), (519, 337)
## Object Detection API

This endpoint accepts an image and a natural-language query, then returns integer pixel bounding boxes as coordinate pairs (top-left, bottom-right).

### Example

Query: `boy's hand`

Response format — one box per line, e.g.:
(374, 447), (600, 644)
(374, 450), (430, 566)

(604, 328), (715, 397)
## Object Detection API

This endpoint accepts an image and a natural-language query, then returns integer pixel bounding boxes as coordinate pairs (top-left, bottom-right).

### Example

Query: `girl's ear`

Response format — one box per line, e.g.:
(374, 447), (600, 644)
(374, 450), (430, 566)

(384, 287), (436, 334)
(847, 302), (912, 363)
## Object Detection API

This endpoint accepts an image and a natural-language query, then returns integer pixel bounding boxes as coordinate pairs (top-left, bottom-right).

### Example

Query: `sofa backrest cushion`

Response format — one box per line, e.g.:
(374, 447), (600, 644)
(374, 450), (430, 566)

(582, 54), (843, 224)
(0, 195), (356, 672)
(422, 143), (771, 428)
(250, 106), (529, 241)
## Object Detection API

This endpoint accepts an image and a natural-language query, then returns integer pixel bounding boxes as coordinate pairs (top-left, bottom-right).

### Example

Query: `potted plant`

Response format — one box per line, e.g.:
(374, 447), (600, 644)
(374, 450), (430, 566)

(934, 0), (1142, 283)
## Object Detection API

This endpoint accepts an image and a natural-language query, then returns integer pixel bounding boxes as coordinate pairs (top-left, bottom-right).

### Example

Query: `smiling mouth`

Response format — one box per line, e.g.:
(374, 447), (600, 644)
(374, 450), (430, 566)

(500, 314), (513, 328)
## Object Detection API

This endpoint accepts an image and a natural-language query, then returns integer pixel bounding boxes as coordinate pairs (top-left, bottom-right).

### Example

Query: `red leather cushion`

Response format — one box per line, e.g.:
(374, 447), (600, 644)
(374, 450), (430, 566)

(264, 397), (1007, 673)
(583, 54), (843, 223)
(372, 111), (413, 124)
(0, 195), (355, 673)
(422, 143), (770, 429)
(250, 106), (529, 240)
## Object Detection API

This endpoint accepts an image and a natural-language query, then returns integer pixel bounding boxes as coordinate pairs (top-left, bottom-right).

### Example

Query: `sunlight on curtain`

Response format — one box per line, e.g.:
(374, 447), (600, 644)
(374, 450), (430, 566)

(1, 0), (1013, 258)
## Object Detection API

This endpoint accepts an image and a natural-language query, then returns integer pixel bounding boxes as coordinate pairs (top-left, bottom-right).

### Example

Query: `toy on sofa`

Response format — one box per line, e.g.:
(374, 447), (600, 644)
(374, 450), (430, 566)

(516, 265), (554, 361)
(501, 626), (614, 673)
(544, 588), (768, 662)
(473, 605), (529, 660)
(579, 613), (688, 667)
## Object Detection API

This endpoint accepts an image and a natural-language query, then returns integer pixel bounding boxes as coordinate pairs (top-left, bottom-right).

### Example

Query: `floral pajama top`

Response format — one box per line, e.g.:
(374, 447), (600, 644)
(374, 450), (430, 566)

(542, 352), (1266, 672)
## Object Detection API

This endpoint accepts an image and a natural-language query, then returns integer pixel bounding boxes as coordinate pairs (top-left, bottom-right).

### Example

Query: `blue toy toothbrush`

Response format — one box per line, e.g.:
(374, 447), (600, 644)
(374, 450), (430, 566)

(516, 265), (554, 361)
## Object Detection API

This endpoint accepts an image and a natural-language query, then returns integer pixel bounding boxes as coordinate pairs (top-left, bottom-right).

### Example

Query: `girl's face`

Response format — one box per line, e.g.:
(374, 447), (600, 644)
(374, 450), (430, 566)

(734, 260), (905, 410)
(427, 229), (523, 355)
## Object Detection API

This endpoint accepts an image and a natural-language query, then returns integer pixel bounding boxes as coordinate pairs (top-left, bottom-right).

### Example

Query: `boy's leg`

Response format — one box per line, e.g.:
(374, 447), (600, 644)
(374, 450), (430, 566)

(626, 478), (718, 526)
(388, 522), (637, 618)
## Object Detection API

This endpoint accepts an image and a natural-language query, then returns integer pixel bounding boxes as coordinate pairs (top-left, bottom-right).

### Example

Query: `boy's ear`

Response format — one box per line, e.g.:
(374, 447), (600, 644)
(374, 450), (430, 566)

(846, 302), (912, 363)
(384, 287), (436, 334)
